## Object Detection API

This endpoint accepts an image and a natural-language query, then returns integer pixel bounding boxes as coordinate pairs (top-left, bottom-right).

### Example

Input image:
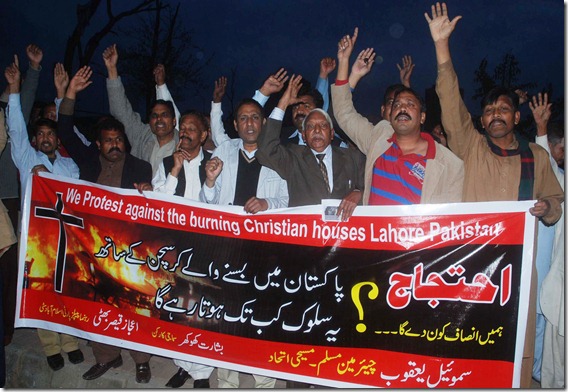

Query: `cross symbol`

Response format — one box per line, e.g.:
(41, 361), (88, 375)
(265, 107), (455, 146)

(34, 192), (84, 293)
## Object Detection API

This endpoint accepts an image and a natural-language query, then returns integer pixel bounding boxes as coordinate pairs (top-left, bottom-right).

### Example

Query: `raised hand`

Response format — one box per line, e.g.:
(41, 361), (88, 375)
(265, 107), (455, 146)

(351, 48), (376, 78)
(204, 156), (223, 188)
(54, 63), (70, 99)
(26, 44), (43, 70)
(529, 92), (552, 135)
(213, 76), (227, 103)
(515, 89), (528, 105)
(102, 44), (118, 79)
(259, 68), (289, 97)
(67, 66), (93, 99)
(319, 57), (337, 79)
(5, 55), (20, 93)
(424, 2), (462, 42)
(277, 74), (303, 110)
(397, 55), (415, 88)
(154, 64), (166, 86)
(337, 27), (359, 62)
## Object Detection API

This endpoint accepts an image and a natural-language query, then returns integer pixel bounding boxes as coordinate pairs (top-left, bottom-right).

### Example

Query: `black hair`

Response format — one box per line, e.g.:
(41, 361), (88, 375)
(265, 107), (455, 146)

(297, 81), (324, 109)
(148, 99), (176, 119)
(481, 87), (519, 112)
(33, 118), (57, 135)
(94, 117), (126, 142)
(392, 87), (427, 113)
(383, 83), (406, 106)
(179, 110), (209, 131)
(547, 122), (565, 145)
(235, 98), (264, 118)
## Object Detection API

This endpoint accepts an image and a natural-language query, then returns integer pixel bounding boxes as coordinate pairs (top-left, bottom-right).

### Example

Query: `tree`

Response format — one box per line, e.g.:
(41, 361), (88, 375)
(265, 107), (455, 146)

(472, 52), (535, 103)
(118, 0), (211, 114)
(63, 0), (159, 72)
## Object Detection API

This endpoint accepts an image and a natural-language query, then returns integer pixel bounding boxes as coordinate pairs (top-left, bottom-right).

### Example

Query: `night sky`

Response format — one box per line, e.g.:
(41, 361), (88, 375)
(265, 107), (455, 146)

(0, 0), (564, 125)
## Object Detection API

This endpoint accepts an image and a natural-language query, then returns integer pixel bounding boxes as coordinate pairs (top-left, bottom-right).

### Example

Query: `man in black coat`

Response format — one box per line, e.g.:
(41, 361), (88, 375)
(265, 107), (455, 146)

(57, 66), (153, 383)
(257, 74), (364, 220)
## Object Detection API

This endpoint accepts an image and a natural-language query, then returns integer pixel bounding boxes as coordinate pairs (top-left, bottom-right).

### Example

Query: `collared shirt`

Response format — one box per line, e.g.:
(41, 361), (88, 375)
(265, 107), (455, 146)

(97, 155), (125, 188)
(152, 149), (204, 200)
(201, 139), (257, 202)
(149, 138), (177, 177)
(369, 132), (436, 205)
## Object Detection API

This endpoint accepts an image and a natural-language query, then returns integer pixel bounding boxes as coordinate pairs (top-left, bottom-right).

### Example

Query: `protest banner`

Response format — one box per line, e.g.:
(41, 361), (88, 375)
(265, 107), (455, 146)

(16, 173), (535, 387)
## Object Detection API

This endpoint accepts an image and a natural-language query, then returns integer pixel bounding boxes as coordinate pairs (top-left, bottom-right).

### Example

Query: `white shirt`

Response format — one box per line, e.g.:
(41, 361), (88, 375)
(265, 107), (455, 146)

(152, 149), (204, 200)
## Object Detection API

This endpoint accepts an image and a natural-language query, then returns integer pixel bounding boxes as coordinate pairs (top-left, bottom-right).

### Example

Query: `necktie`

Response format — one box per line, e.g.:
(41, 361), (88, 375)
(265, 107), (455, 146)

(316, 153), (330, 194)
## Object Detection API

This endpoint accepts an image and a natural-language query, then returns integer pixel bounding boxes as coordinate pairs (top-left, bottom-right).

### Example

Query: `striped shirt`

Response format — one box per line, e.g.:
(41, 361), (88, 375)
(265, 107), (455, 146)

(368, 132), (436, 205)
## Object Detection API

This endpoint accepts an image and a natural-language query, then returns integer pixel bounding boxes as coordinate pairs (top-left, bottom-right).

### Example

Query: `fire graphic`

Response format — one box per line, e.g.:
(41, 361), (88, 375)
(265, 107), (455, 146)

(26, 207), (173, 317)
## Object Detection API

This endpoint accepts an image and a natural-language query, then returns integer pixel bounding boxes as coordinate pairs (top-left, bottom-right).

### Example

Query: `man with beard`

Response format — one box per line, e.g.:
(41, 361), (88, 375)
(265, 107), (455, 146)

(103, 44), (179, 175)
(331, 28), (463, 206)
(5, 55), (84, 372)
(150, 110), (214, 388)
(56, 66), (153, 383)
(426, 3), (563, 387)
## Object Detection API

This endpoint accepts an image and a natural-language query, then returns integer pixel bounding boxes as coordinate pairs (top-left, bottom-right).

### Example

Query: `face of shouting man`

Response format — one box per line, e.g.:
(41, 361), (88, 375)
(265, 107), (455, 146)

(35, 125), (59, 159)
(390, 91), (426, 137)
(234, 101), (265, 152)
(178, 113), (207, 157)
(291, 95), (317, 132)
(302, 109), (335, 153)
(149, 103), (176, 143)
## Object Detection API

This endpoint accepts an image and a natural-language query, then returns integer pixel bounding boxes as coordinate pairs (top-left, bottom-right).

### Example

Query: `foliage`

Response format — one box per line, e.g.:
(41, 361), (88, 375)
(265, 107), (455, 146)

(118, 0), (211, 115)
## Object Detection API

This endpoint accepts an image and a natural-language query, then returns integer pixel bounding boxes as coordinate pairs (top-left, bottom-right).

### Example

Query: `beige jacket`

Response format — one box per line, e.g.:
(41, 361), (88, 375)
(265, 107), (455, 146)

(331, 83), (464, 205)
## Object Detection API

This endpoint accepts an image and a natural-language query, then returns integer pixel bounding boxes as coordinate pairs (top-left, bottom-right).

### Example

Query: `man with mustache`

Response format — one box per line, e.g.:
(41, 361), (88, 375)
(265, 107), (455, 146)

(426, 3), (563, 387)
(257, 74), (365, 221)
(152, 110), (211, 200)
(151, 110), (215, 389)
(4, 55), (84, 372)
(103, 44), (179, 175)
(200, 98), (287, 389)
(56, 66), (153, 383)
(331, 28), (463, 206)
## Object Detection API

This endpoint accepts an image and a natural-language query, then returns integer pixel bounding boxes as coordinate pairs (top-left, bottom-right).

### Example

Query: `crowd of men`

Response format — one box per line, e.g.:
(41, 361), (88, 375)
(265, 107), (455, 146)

(0, 2), (564, 388)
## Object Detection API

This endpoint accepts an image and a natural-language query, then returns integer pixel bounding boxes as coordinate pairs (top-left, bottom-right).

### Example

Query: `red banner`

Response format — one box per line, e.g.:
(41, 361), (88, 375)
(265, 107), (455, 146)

(16, 173), (535, 387)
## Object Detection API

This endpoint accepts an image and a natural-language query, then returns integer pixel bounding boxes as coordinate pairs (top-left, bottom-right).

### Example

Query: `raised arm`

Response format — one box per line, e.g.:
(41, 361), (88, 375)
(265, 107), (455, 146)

(210, 76), (231, 147)
(20, 44), (43, 124)
(397, 55), (415, 88)
(57, 66), (97, 164)
(529, 92), (552, 139)
(333, 28), (384, 154)
(256, 75), (303, 181)
(154, 64), (181, 127)
(5, 55), (36, 171)
(427, 2), (476, 159)
(253, 67), (289, 107)
(103, 44), (149, 152)
(317, 57), (336, 111)
(348, 48), (376, 89)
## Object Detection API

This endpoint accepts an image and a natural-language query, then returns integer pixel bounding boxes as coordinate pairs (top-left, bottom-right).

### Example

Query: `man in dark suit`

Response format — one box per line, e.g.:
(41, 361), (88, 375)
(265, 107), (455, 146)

(57, 66), (153, 383)
(257, 74), (364, 221)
